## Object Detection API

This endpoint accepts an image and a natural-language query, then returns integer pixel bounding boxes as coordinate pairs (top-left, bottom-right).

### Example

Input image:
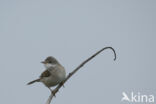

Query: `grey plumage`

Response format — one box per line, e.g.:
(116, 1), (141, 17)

(27, 56), (66, 88)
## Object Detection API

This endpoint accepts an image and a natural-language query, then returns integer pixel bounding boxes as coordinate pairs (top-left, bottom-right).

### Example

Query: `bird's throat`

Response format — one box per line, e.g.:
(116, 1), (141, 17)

(44, 63), (56, 69)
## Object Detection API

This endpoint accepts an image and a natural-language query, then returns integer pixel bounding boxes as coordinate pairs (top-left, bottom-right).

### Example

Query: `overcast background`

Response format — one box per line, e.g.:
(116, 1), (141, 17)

(0, 0), (156, 104)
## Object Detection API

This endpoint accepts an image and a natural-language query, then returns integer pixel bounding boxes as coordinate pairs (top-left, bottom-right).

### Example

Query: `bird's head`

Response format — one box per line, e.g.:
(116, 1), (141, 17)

(41, 56), (59, 68)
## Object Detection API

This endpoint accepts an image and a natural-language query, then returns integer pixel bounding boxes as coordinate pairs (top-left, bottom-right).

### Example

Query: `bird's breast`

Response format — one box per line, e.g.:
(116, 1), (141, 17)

(41, 66), (66, 87)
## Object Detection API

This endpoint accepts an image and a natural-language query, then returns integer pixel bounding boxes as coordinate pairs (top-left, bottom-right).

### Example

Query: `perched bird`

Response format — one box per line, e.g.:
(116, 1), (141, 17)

(27, 56), (66, 93)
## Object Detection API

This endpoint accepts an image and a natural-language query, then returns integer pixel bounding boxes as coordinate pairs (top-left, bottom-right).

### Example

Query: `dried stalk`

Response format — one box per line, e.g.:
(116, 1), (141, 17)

(46, 47), (116, 104)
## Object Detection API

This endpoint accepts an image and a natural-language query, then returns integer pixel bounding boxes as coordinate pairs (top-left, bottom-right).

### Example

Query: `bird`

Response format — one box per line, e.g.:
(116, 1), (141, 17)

(27, 56), (66, 94)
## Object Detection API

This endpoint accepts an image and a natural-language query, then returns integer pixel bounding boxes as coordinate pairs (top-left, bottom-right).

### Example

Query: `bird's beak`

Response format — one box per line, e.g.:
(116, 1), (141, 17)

(41, 61), (46, 64)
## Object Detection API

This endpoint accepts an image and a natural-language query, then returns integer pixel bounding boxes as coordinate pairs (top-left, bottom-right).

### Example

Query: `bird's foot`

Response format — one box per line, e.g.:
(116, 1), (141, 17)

(51, 89), (58, 97)
(60, 81), (65, 88)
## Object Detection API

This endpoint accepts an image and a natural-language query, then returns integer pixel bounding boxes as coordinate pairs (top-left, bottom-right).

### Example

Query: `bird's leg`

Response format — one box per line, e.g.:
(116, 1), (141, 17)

(51, 89), (58, 97)
(48, 87), (52, 92)
(48, 87), (56, 97)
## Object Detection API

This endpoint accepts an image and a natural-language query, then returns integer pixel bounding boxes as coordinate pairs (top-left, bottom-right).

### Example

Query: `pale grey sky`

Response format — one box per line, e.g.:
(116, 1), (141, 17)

(0, 0), (156, 104)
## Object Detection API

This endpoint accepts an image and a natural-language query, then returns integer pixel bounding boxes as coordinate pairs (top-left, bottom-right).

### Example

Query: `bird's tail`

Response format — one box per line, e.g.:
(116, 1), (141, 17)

(27, 79), (40, 85)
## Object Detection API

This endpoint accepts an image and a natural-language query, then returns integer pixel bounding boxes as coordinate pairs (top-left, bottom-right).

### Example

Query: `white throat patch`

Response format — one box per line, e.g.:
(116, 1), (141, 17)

(44, 63), (56, 69)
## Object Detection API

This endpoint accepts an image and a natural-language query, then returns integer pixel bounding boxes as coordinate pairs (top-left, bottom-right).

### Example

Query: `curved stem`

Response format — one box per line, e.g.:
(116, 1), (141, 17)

(45, 47), (116, 104)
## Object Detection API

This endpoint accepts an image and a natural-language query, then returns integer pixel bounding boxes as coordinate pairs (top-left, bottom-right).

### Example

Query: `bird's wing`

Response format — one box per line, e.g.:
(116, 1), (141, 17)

(40, 69), (51, 78)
